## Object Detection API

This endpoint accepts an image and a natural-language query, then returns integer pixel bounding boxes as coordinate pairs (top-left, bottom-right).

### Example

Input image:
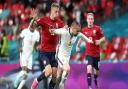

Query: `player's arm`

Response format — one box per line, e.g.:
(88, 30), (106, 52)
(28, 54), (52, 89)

(34, 32), (41, 51)
(78, 32), (93, 43)
(95, 27), (105, 45)
(76, 38), (82, 52)
(95, 37), (105, 45)
(29, 8), (39, 27)
(17, 31), (24, 53)
(49, 28), (66, 35)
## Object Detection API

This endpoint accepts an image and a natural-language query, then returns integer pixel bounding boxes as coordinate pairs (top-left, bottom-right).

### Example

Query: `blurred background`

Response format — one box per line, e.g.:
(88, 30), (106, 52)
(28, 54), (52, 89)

(0, 0), (128, 89)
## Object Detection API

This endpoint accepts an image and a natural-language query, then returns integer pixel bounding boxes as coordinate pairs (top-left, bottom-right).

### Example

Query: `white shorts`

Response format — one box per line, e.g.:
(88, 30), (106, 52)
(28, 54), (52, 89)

(56, 54), (70, 68)
(20, 52), (32, 70)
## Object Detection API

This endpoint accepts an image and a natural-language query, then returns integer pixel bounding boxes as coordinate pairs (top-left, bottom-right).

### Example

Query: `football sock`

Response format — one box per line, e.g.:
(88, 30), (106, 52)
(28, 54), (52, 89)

(87, 73), (92, 87)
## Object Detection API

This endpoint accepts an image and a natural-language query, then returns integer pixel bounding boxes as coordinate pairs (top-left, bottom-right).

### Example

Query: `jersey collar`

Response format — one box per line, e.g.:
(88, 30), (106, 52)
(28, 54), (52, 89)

(69, 28), (73, 38)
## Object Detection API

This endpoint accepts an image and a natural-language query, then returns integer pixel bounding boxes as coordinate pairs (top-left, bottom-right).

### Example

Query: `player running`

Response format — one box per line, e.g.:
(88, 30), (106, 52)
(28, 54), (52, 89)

(76, 12), (105, 89)
(31, 3), (64, 89)
(50, 21), (93, 89)
(14, 9), (40, 89)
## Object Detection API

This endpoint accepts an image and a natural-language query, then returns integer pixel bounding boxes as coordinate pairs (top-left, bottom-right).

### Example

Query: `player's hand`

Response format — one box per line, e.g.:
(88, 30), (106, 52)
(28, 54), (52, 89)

(95, 40), (101, 45)
(76, 46), (80, 52)
(18, 48), (22, 53)
(88, 39), (93, 44)
(36, 45), (40, 51)
(64, 25), (68, 30)
(31, 8), (39, 19)
(49, 28), (55, 35)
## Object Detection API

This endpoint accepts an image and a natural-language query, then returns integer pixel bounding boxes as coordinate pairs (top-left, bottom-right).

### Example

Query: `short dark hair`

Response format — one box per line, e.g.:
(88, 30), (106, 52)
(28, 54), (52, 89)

(86, 11), (95, 15)
(51, 3), (60, 8)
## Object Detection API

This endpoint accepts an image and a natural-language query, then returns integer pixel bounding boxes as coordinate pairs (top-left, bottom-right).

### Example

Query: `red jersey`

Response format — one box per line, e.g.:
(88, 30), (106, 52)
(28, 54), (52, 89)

(37, 16), (64, 52)
(82, 25), (104, 57)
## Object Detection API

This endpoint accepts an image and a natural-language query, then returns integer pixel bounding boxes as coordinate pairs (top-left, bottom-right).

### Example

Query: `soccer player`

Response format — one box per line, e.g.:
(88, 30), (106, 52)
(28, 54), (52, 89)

(31, 3), (64, 89)
(50, 21), (93, 89)
(76, 12), (105, 89)
(14, 10), (40, 89)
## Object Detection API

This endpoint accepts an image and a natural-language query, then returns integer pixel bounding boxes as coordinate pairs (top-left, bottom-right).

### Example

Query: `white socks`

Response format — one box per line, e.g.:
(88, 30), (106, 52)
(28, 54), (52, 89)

(14, 70), (28, 89)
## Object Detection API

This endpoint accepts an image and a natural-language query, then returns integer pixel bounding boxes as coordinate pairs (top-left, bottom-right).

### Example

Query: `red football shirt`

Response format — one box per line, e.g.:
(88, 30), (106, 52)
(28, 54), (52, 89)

(82, 25), (104, 57)
(37, 16), (64, 52)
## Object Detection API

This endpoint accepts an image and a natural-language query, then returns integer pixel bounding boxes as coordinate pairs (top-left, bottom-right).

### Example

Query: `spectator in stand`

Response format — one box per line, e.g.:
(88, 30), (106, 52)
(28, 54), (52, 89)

(0, 30), (9, 58)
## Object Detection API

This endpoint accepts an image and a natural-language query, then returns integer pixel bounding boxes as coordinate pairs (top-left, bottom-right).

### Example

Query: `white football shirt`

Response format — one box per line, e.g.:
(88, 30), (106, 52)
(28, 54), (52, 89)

(20, 28), (40, 53)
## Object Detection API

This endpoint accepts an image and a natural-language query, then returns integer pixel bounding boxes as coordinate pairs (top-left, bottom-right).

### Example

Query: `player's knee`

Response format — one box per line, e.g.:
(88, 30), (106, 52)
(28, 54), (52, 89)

(94, 74), (98, 80)
(45, 70), (52, 77)
(63, 64), (70, 72)
(87, 73), (91, 78)
(45, 66), (52, 77)
(22, 71), (28, 79)
(94, 68), (99, 75)
(52, 68), (57, 78)
(87, 65), (92, 73)
(22, 66), (28, 71)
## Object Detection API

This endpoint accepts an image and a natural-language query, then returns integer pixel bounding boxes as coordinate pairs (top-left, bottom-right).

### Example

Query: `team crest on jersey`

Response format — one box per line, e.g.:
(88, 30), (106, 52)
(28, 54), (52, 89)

(93, 30), (96, 35)
(56, 23), (58, 28)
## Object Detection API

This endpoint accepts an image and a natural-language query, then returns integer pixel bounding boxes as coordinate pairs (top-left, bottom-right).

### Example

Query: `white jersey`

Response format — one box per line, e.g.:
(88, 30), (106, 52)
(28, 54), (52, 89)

(53, 28), (91, 68)
(55, 28), (77, 61)
(20, 28), (40, 53)
(20, 28), (40, 69)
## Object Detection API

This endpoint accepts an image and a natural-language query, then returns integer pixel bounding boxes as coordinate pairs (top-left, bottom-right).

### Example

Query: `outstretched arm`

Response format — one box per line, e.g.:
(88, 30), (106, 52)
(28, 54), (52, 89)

(17, 33), (23, 53)
(76, 38), (82, 52)
(78, 32), (93, 43)
(95, 37), (105, 45)
(49, 28), (66, 35)
(29, 8), (39, 28)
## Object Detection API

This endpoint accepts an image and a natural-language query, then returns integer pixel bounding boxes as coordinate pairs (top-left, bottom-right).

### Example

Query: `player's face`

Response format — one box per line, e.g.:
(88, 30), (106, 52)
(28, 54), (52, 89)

(51, 7), (59, 19)
(31, 21), (37, 31)
(72, 26), (81, 36)
(87, 14), (94, 26)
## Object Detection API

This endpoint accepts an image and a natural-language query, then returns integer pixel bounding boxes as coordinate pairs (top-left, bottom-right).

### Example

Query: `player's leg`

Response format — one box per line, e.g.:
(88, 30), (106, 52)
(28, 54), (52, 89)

(14, 53), (28, 88)
(49, 52), (58, 89)
(54, 68), (63, 89)
(38, 54), (49, 89)
(31, 52), (52, 89)
(59, 63), (70, 89)
(49, 67), (57, 89)
(14, 69), (25, 88)
(86, 55), (93, 89)
(18, 55), (32, 89)
(93, 57), (100, 89)
(17, 67), (30, 89)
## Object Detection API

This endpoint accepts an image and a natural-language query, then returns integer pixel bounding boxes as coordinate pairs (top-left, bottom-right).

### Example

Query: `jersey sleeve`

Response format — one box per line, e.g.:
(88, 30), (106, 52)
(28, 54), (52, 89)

(20, 29), (26, 38)
(36, 32), (40, 42)
(58, 19), (64, 28)
(52, 28), (66, 35)
(37, 17), (45, 26)
(78, 32), (91, 42)
(97, 27), (104, 38)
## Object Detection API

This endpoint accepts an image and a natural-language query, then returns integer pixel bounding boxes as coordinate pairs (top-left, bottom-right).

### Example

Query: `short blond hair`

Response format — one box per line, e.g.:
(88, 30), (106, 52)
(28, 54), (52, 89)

(51, 3), (60, 8)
